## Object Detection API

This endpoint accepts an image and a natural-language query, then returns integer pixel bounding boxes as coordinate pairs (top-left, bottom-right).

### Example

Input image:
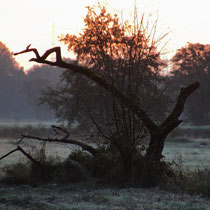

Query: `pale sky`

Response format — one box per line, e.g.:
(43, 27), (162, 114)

(1, 0), (210, 70)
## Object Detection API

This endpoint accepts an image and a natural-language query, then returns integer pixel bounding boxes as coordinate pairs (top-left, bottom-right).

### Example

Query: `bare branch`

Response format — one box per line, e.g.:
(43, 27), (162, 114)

(0, 146), (41, 166)
(51, 125), (70, 140)
(17, 146), (41, 166)
(0, 148), (19, 161)
(16, 124), (98, 157)
(20, 134), (99, 157)
(161, 82), (200, 132)
(14, 44), (40, 59)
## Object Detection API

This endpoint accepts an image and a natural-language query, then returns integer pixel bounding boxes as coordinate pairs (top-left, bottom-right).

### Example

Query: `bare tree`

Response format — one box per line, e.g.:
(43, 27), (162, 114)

(7, 5), (199, 186)
(13, 44), (199, 186)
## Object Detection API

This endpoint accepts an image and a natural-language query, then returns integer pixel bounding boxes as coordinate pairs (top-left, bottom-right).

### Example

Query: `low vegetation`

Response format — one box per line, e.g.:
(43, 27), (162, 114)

(1, 184), (210, 210)
(1, 125), (210, 196)
(0, 124), (210, 209)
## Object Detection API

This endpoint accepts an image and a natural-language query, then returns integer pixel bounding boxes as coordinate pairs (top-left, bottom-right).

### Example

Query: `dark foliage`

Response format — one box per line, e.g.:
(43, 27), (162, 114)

(170, 43), (210, 125)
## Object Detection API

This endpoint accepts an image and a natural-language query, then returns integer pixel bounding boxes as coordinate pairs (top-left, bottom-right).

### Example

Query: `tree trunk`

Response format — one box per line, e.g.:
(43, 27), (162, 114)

(146, 132), (167, 161)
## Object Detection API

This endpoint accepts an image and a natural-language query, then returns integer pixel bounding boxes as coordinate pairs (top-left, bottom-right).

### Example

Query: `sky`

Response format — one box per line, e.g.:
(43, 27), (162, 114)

(1, 0), (210, 70)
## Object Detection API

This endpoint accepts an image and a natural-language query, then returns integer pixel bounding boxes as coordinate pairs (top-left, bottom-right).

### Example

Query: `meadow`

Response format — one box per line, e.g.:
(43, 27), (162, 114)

(164, 125), (210, 169)
(0, 122), (210, 209)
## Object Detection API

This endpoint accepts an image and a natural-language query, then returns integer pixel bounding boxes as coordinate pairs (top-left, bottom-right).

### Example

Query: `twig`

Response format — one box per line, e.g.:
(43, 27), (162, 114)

(51, 125), (70, 139)
(0, 146), (41, 166)
(17, 146), (41, 166)
(0, 148), (19, 161)
(14, 44), (40, 59)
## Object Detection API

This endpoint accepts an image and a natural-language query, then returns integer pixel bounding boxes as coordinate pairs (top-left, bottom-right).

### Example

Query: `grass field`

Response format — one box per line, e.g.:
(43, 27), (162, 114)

(164, 139), (210, 169)
(0, 123), (210, 209)
(164, 125), (210, 169)
(0, 185), (210, 210)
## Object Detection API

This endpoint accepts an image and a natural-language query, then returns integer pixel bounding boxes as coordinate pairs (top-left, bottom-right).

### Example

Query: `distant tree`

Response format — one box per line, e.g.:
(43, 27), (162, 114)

(0, 42), (24, 79)
(14, 5), (199, 187)
(0, 42), (28, 120)
(170, 43), (210, 125)
(21, 65), (61, 120)
(26, 64), (61, 82)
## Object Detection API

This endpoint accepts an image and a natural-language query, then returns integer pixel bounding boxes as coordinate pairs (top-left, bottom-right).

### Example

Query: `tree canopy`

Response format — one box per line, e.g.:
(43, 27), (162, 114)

(170, 43), (210, 125)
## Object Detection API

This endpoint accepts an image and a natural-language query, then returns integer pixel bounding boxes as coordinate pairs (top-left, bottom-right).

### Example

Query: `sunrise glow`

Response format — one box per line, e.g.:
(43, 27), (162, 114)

(1, 0), (210, 70)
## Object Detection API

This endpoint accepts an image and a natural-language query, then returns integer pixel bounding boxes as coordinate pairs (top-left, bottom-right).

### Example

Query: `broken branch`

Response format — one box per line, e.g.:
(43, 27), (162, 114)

(17, 146), (41, 166)
(20, 134), (99, 157)
(51, 125), (70, 139)
(0, 148), (19, 161)
(0, 146), (41, 166)
(161, 81), (200, 131)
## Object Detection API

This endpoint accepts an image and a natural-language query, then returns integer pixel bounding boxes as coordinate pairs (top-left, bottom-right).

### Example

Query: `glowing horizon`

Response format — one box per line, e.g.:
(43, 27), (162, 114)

(1, 0), (210, 70)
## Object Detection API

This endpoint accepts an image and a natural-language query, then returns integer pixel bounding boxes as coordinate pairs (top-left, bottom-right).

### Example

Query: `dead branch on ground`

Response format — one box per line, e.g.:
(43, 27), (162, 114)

(0, 125), (98, 164)
(0, 146), (41, 166)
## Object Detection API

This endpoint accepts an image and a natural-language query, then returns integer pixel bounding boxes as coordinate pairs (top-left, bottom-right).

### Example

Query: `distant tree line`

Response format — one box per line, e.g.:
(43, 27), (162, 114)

(41, 41), (210, 127)
(1, 42), (210, 125)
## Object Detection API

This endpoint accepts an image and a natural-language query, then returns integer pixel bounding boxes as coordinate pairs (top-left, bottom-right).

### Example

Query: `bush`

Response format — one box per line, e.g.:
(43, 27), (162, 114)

(179, 169), (210, 197)
(159, 161), (210, 197)
(66, 148), (125, 185)
(1, 162), (31, 185)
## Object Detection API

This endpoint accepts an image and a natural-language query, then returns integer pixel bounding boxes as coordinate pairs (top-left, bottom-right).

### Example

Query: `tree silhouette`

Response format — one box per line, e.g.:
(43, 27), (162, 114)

(171, 43), (210, 125)
(14, 5), (199, 186)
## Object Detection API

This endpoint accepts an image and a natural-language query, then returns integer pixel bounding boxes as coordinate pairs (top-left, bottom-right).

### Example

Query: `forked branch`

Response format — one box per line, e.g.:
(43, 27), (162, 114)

(14, 45), (62, 65)
(0, 146), (41, 166)
(0, 126), (99, 165)
(160, 81), (200, 132)
(16, 126), (99, 157)
(19, 134), (99, 157)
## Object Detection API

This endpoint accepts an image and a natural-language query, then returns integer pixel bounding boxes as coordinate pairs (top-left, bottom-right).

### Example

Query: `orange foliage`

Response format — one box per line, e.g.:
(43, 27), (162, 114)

(59, 4), (160, 71)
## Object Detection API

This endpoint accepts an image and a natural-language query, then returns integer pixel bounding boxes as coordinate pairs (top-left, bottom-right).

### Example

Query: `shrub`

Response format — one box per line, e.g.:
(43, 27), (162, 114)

(159, 159), (210, 197)
(1, 162), (31, 185)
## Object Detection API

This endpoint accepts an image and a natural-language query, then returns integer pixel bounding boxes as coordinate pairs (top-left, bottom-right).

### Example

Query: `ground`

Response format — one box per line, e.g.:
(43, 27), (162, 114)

(1, 123), (210, 209)
(0, 184), (210, 210)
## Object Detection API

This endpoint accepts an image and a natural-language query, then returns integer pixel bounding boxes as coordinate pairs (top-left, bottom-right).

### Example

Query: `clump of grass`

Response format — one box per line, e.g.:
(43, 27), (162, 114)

(1, 162), (31, 185)
(159, 156), (210, 197)
(0, 143), (62, 186)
